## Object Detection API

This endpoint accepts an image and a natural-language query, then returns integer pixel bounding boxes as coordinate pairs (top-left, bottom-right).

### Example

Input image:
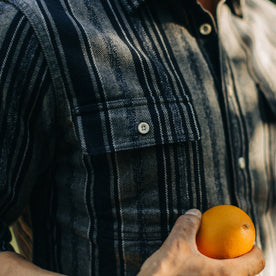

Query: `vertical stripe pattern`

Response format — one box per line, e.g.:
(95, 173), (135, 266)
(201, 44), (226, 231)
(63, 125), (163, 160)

(0, 0), (276, 275)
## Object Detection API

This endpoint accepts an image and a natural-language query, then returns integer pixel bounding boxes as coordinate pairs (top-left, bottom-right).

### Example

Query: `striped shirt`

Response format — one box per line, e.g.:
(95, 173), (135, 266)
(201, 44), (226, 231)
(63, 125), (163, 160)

(0, 0), (276, 275)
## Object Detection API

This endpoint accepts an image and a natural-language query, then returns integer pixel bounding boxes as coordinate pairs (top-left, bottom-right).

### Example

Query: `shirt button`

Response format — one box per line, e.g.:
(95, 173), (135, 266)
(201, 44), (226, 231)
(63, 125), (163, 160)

(228, 88), (234, 98)
(138, 122), (150, 135)
(238, 157), (246, 170)
(227, 84), (234, 98)
(199, 23), (212, 35)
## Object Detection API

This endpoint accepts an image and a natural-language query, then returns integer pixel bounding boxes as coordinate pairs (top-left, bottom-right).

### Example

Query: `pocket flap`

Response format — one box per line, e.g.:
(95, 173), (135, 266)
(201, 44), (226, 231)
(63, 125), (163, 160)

(74, 97), (201, 155)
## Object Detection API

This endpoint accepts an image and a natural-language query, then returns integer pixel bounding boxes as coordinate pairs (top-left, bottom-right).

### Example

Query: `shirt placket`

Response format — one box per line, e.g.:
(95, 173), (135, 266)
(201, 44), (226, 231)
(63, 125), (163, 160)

(221, 54), (248, 204)
(192, 0), (249, 206)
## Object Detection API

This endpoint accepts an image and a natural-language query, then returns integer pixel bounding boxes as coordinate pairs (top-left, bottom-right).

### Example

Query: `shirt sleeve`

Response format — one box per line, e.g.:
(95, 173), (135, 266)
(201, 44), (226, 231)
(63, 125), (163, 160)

(0, 2), (56, 251)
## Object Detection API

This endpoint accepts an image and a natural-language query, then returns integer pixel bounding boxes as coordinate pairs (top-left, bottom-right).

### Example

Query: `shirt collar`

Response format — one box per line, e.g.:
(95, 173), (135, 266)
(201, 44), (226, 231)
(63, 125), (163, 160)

(120, 0), (243, 17)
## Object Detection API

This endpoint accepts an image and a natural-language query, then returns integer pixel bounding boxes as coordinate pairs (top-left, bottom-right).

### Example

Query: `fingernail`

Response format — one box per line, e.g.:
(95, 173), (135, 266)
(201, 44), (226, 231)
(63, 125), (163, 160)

(185, 209), (202, 219)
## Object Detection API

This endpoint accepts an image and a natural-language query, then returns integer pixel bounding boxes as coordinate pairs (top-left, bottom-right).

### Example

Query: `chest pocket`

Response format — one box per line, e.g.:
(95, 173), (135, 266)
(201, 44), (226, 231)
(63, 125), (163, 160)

(73, 96), (201, 155)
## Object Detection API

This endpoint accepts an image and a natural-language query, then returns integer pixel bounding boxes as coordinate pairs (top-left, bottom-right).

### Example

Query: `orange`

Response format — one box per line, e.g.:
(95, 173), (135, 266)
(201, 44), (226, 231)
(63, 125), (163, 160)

(196, 205), (255, 259)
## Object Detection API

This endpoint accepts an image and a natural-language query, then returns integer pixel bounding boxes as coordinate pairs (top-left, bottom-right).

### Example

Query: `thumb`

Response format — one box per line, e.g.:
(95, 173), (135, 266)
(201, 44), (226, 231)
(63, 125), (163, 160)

(163, 209), (202, 251)
(174, 209), (202, 242)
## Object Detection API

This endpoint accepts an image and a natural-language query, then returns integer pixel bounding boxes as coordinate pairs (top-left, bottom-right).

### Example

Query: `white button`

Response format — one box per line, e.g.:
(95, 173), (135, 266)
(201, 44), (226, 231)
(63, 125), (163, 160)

(227, 84), (234, 98)
(238, 157), (246, 170)
(199, 23), (212, 35)
(138, 122), (150, 134)
(228, 88), (234, 98)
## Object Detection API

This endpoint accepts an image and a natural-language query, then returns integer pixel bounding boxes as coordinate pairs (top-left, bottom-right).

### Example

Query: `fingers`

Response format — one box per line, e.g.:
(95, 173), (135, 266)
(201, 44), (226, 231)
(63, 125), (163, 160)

(221, 245), (265, 276)
(163, 209), (202, 252)
(139, 211), (265, 276)
(172, 209), (202, 242)
(237, 245), (265, 275)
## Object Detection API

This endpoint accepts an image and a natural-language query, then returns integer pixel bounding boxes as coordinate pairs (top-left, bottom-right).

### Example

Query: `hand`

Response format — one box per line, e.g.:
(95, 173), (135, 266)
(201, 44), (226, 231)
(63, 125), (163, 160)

(138, 209), (265, 276)
(0, 251), (66, 276)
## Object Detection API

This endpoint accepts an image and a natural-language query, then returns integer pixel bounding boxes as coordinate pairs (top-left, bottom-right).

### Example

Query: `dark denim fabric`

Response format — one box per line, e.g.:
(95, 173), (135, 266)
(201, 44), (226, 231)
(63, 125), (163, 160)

(0, 0), (276, 275)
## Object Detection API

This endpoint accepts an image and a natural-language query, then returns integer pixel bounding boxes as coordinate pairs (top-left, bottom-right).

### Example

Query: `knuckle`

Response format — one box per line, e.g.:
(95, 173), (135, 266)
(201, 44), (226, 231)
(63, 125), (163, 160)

(177, 214), (198, 229)
(260, 258), (266, 270)
(253, 257), (266, 275)
(257, 252), (266, 270)
(206, 263), (232, 276)
(165, 234), (190, 257)
(219, 268), (231, 276)
(183, 216), (199, 231)
(212, 265), (227, 276)
(171, 236), (190, 253)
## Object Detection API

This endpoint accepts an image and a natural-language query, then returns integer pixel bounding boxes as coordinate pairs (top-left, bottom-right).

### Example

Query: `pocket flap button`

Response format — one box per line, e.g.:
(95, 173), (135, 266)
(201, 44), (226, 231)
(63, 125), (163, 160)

(138, 122), (150, 135)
